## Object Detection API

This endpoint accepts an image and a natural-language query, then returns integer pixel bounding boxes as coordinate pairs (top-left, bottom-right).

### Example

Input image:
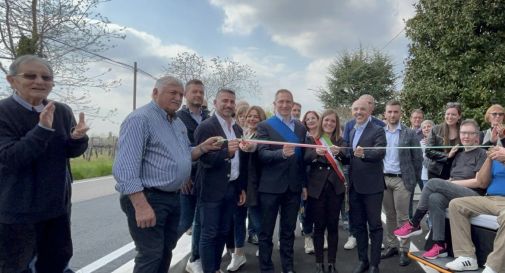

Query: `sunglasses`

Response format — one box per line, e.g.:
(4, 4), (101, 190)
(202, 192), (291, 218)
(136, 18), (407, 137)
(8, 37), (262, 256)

(490, 112), (505, 117)
(16, 73), (54, 82)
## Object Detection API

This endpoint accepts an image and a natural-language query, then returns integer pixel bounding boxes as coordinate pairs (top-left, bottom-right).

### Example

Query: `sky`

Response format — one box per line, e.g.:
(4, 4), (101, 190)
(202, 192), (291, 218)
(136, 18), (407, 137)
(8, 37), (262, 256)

(68, 0), (418, 135)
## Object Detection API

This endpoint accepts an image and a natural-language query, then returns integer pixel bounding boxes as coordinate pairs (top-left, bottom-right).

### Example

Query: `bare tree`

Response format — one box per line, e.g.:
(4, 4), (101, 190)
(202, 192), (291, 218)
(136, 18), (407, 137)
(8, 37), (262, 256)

(164, 52), (259, 100)
(0, 0), (125, 119)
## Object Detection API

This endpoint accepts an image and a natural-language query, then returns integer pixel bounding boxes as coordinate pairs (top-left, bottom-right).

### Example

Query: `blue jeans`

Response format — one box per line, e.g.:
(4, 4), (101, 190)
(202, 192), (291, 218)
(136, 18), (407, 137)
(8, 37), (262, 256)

(234, 205), (247, 248)
(247, 206), (262, 237)
(177, 193), (201, 261)
(299, 199), (314, 235)
(199, 183), (238, 273)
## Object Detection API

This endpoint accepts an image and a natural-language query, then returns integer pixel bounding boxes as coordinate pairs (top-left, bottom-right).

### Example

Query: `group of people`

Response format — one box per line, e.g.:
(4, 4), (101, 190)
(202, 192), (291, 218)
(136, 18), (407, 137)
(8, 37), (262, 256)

(0, 54), (504, 273)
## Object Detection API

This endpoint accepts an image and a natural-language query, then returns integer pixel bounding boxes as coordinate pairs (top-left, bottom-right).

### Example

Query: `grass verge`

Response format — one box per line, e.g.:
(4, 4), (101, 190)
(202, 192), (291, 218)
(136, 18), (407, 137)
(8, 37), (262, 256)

(70, 155), (113, 180)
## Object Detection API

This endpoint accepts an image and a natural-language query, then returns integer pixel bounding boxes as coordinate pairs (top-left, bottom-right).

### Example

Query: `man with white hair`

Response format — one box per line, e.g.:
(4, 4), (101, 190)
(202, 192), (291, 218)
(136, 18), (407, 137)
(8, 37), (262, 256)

(114, 76), (220, 273)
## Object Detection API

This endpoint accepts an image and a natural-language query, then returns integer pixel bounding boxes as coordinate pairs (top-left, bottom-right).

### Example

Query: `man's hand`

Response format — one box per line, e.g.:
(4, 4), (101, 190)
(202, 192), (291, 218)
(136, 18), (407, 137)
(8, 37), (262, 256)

(448, 145), (459, 158)
(200, 136), (223, 153)
(238, 190), (246, 206)
(239, 140), (257, 152)
(354, 146), (365, 158)
(129, 192), (156, 228)
(71, 112), (90, 139)
(228, 139), (240, 157)
(181, 179), (193, 195)
(39, 101), (55, 128)
(282, 145), (295, 158)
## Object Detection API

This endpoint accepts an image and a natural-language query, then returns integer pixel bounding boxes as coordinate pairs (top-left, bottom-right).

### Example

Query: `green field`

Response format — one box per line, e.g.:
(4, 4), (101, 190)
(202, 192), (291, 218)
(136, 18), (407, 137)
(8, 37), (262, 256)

(71, 155), (114, 180)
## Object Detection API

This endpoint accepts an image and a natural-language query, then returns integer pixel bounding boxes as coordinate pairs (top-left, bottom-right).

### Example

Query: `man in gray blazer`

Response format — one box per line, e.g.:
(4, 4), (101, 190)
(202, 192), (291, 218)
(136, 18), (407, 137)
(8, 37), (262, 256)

(379, 100), (423, 267)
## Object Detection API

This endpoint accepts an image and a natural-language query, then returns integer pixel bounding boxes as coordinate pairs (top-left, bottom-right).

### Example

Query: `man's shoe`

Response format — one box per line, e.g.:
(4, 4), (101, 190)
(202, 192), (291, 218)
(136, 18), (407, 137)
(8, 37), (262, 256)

(304, 236), (315, 254)
(314, 263), (324, 273)
(445, 256), (478, 271)
(185, 259), (203, 273)
(328, 263), (338, 273)
(344, 235), (357, 250)
(226, 253), (246, 271)
(380, 247), (398, 259)
(368, 266), (379, 273)
(352, 261), (369, 273)
(393, 221), (422, 239)
(247, 234), (259, 245)
(399, 252), (411, 266)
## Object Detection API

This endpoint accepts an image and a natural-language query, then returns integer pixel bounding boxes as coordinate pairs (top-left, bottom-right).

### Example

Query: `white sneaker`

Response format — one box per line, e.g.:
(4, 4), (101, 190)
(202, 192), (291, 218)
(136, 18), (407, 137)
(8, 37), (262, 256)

(323, 234), (328, 250)
(482, 265), (497, 273)
(185, 259), (203, 273)
(344, 236), (357, 250)
(304, 236), (315, 254)
(446, 256), (478, 271)
(226, 253), (246, 271)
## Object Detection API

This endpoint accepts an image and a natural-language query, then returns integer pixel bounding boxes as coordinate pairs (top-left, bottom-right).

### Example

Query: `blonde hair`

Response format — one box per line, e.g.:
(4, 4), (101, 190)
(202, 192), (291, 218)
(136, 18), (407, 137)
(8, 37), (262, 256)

(484, 104), (504, 123)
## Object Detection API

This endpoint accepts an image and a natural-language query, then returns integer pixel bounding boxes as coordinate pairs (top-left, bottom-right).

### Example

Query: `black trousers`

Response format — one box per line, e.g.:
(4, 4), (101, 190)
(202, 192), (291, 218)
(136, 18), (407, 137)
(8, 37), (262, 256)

(309, 182), (344, 264)
(349, 188), (384, 267)
(258, 190), (300, 273)
(0, 213), (72, 273)
(120, 189), (180, 273)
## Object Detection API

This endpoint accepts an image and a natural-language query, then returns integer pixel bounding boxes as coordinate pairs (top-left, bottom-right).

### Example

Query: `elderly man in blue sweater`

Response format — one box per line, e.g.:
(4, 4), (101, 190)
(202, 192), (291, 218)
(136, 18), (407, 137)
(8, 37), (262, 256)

(0, 55), (89, 273)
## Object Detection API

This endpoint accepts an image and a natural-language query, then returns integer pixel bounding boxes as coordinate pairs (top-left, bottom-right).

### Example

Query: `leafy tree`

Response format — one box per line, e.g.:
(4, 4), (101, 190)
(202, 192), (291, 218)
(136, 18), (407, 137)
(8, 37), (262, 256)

(0, 0), (125, 118)
(317, 48), (397, 116)
(401, 0), (505, 126)
(164, 52), (259, 100)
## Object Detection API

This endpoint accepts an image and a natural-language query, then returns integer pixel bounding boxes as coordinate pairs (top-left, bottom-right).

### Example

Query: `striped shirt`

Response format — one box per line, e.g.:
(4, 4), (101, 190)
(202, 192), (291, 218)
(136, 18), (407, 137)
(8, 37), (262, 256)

(113, 101), (192, 194)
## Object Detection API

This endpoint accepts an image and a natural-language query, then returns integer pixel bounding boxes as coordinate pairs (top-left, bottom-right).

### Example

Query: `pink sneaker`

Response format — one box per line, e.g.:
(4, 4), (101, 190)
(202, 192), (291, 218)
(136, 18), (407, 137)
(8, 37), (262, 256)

(422, 243), (448, 260)
(393, 221), (422, 239)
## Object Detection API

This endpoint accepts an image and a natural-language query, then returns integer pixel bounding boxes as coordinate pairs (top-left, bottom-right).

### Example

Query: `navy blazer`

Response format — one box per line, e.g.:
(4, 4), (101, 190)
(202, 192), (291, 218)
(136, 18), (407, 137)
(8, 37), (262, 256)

(256, 118), (308, 194)
(194, 115), (248, 202)
(348, 121), (387, 194)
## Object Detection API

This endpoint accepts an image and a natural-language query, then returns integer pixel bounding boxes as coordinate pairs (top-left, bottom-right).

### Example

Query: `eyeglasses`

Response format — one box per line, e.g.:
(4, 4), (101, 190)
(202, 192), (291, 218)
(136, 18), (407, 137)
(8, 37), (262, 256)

(16, 73), (53, 82)
(460, 131), (478, 136)
(490, 112), (505, 117)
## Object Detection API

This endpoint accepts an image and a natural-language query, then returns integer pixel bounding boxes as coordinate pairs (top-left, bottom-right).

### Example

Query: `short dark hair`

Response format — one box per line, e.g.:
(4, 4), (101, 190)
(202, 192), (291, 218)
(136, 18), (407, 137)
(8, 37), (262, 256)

(274, 89), (293, 101)
(185, 79), (204, 88)
(460, 119), (480, 132)
(411, 109), (424, 116)
(293, 102), (301, 108)
(216, 88), (235, 98)
(385, 100), (401, 107)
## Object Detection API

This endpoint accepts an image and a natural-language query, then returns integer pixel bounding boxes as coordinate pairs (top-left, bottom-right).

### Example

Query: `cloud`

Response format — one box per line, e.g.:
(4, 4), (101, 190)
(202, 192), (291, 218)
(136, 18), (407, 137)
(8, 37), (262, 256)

(210, 0), (417, 60)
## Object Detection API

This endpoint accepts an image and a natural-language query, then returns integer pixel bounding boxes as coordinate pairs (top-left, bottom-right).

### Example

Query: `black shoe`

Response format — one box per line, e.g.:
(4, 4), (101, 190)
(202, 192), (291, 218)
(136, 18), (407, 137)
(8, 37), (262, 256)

(327, 263), (337, 273)
(247, 234), (259, 245)
(352, 261), (369, 273)
(314, 263), (324, 273)
(380, 247), (399, 259)
(399, 252), (411, 266)
(368, 266), (379, 273)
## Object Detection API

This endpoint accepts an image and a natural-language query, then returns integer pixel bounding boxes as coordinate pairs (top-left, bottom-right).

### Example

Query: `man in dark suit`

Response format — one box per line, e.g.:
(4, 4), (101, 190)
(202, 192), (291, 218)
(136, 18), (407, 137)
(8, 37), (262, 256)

(256, 89), (307, 273)
(194, 89), (248, 273)
(348, 99), (387, 273)
(176, 79), (209, 273)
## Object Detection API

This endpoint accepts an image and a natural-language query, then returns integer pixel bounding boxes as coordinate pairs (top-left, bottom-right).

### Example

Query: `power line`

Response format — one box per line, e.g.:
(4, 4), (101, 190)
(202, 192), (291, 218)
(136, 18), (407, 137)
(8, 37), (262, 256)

(45, 37), (158, 80)
(380, 27), (405, 51)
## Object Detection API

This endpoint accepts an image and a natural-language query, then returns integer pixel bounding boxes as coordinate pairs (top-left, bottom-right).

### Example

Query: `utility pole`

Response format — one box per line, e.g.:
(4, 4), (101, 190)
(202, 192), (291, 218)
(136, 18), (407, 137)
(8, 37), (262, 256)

(133, 61), (137, 110)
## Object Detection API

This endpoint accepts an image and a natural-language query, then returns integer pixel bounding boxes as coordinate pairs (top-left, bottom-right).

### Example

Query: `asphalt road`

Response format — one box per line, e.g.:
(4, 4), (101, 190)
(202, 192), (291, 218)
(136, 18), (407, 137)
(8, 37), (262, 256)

(68, 176), (435, 273)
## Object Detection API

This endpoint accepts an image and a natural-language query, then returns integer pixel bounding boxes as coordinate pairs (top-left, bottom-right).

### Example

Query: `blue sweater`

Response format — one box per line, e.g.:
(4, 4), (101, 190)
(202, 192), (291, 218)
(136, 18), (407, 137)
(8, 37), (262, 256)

(0, 96), (88, 224)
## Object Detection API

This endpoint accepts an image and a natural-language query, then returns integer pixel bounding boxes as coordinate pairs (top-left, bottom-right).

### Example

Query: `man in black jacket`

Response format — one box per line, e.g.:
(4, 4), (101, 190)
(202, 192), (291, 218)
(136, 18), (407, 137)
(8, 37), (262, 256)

(256, 89), (307, 273)
(348, 99), (387, 273)
(194, 89), (248, 273)
(176, 79), (209, 273)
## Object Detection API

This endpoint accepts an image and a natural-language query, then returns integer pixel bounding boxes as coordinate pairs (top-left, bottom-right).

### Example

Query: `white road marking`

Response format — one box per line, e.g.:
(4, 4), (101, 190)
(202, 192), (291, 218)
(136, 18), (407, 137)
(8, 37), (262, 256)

(75, 242), (135, 273)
